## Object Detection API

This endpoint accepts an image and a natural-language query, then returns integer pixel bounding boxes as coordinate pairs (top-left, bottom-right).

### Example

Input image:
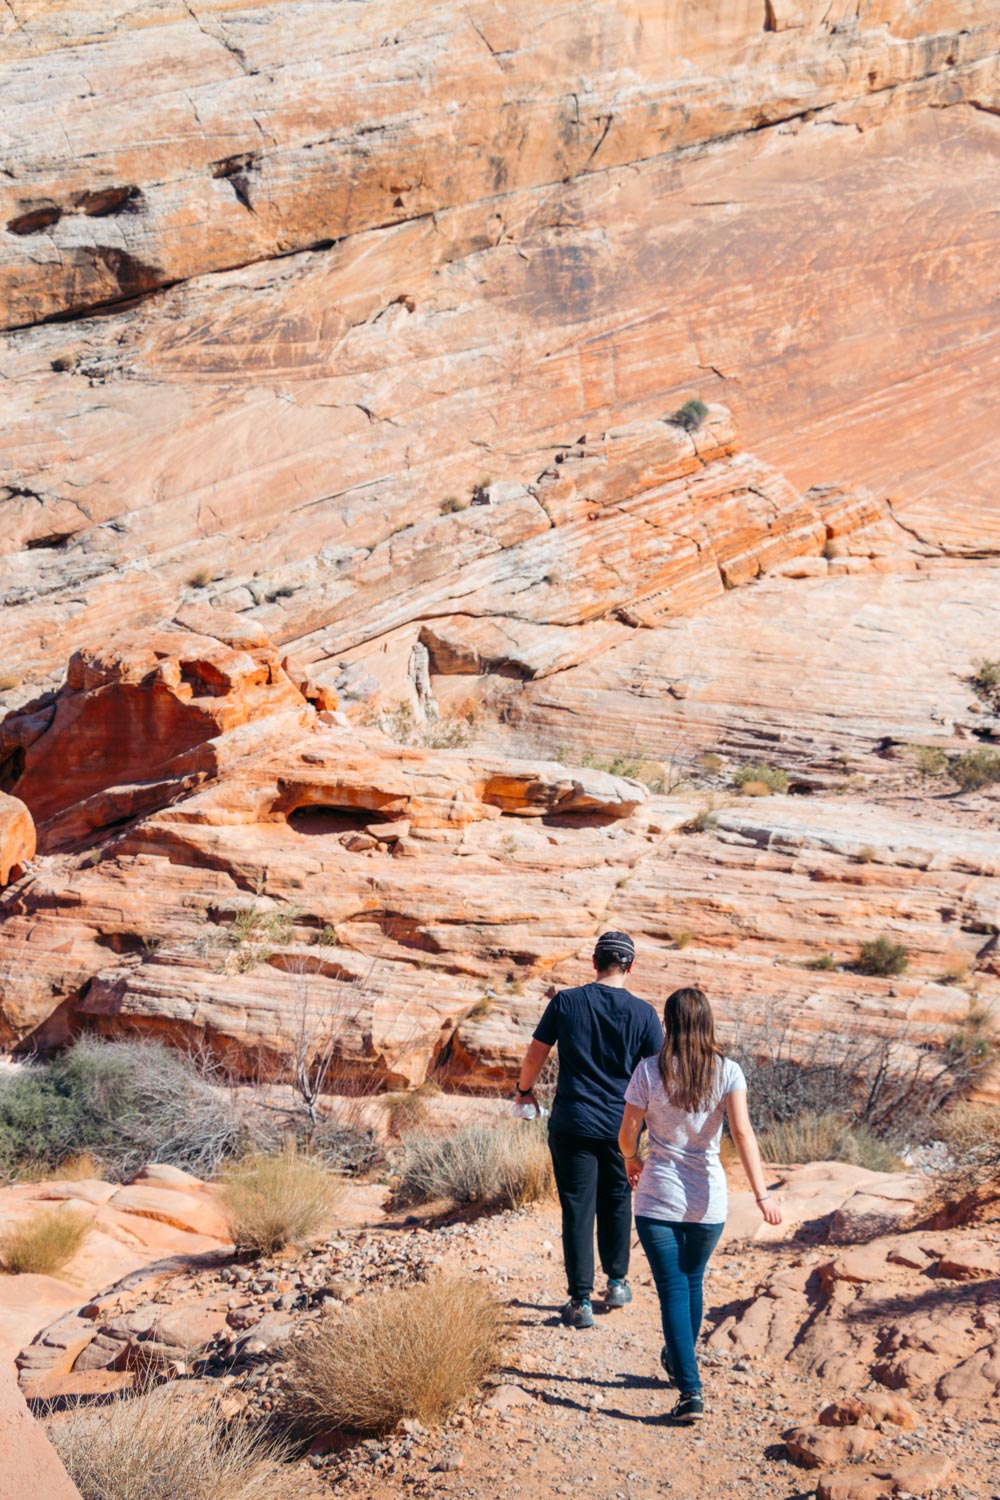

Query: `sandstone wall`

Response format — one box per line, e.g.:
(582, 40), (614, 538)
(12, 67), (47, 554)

(1, 3), (998, 1095)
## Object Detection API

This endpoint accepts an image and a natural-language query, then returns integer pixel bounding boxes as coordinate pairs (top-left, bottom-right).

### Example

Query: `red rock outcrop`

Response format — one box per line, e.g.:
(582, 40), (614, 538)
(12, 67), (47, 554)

(1, 5), (999, 1101)
(0, 793), (34, 886)
(0, 1363), (81, 1500)
(1, 625), (309, 851)
(1, 2), (998, 704)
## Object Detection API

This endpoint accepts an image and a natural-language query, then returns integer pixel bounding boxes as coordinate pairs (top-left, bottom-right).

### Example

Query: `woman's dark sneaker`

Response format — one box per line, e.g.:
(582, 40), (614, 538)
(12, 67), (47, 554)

(561, 1297), (595, 1329)
(667, 1393), (704, 1423)
(659, 1345), (675, 1384)
(603, 1278), (632, 1309)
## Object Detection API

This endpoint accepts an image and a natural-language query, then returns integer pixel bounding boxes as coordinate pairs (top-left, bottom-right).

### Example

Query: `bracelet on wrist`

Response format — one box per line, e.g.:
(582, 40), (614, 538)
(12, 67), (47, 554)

(516, 1085), (532, 1097)
(755, 1194), (770, 1203)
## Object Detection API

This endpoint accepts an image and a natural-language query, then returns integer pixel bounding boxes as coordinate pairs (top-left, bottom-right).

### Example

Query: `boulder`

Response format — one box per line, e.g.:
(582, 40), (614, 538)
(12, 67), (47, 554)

(784, 1424), (881, 1469)
(816, 1454), (952, 1500)
(0, 1363), (81, 1500)
(819, 1393), (919, 1431)
(0, 792), (34, 886)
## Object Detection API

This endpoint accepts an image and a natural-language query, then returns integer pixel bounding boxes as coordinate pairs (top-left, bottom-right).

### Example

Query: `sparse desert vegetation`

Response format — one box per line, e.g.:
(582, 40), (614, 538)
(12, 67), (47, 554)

(221, 1143), (342, 1255)
(285, 1276), (506, 1435)
(49, 1387), (288, 1500)
(395, 1120), (554, 1212)
(856, 936), (909, 977)
(948, 747), (1000, 792)
(0, 1038), (260, 1183)
(0, 1206), (90, 1275)
(733, 761), (789, 795)
(667, 397), (709, 431)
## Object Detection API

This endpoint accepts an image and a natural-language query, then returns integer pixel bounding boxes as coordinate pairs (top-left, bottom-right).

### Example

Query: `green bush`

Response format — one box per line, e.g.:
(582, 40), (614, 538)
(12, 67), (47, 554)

(807, 954), (836, 971)
(914, 745), (948, 779)
(856, 937), (909, 977)
(969, 658), (1000, 710)
(733, 761), (789, 795)
(948, 748), (1000, 793)
(668, 399), (709, 432)
(0, 1040), (261, 1183)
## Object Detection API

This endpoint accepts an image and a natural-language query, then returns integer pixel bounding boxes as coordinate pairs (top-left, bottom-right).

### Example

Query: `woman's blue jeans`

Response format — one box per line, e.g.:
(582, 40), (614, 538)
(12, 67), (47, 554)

(635, 1216), (724, 1396)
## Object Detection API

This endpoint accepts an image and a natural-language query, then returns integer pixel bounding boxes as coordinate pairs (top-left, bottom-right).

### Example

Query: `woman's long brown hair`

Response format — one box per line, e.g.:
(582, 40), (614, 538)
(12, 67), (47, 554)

(657, 987), (722, 1112)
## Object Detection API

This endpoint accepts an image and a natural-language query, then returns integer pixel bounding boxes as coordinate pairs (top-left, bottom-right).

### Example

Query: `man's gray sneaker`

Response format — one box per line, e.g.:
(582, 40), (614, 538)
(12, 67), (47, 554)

(561, 1297), (595, 1329)
(603, 1278), (632, 1309)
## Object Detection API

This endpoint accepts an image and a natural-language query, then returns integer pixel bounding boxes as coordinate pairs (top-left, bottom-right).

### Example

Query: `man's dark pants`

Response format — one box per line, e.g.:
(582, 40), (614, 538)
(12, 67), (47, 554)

(548, 1127), (631, 1300)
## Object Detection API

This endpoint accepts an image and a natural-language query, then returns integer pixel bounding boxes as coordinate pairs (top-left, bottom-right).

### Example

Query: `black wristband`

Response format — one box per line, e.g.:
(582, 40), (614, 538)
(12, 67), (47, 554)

(516, 1085), (532, 1097)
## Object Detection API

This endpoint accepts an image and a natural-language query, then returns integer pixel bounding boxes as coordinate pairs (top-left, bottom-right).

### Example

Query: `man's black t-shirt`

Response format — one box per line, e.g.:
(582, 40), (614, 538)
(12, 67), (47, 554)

(533, 983), (663, 1140)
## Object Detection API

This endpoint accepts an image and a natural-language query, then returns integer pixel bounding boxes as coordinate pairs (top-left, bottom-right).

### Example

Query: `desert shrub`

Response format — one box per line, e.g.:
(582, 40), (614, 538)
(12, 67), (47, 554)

(1, 1208), (90, 1275)
(854, 845), (876, 865)
(807, 954), (837, 971)
(729, 1011), (992, 1149)
(0, 1038), (263, 1184)
(379, 700), (470, 750)
(969, 658), (1000, 710)
(226, 899), (301, 971)
(395, 1120), (554, 1211)
(314, 924), (339, 947)
(943, 1002), (995, 1075)
(672, 930), (694, 950)
(439, 496), (466, 515)
(856, 937), (909, 977)
(383, 1089), (432, 1138)
(668, 398), (709, 432)
(733, 761), (789, 795)
(0, 673), (19, 692)
(49, 1387), (287, 1500)
(680, 804), (718, 835)
(285, 1277), (505, 1435)
(948, 748), (1000, 793)
(757, 1112), (903, 1172)
(187, 568), (213, 589)
(221, 1143), (342, 1255)
(307, 1114), (383, 1176)
(915, 745), (948, 779)
(926, 1103), (1000, 1213)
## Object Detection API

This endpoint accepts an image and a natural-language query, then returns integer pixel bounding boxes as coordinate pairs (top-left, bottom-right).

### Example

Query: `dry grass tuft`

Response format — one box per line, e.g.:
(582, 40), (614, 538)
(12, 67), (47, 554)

(285, 1277), (505, 1435)
(924, 1103), (1000, 1217)
(221, 1143), (342, 1255)
(383, 1089), (432, 1139)
(395, 1120), (554, 1211)
(49, 1387), (287, 1500)
(758, 1111), (902, 1172)
(1, 1208), (91, 1276)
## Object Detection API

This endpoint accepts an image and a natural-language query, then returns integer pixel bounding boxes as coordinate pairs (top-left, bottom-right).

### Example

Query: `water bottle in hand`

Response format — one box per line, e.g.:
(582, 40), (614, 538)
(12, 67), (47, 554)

(512, 1099), (548, 1121)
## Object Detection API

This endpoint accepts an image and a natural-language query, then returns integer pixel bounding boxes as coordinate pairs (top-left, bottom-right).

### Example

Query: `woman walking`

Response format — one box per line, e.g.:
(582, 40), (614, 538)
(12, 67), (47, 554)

(618, 987), (782, 1423)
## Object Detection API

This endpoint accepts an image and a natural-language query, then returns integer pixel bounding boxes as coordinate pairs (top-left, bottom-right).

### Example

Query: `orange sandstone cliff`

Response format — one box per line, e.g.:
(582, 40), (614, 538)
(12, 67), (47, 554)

(0, 2), (998, 1091)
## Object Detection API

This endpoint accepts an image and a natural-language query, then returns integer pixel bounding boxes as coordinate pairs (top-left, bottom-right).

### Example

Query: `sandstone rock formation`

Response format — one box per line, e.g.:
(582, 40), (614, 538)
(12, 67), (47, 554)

(0, 794), (34, 888)
(0, 1164), (230, 1368)
(2, 3), (999, 1102)
(2, 2), (999, 699)
(0, 1363), (81, 1500)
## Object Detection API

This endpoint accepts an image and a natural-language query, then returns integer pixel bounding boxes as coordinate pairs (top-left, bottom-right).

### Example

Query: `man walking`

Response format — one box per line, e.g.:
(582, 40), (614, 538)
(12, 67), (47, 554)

(514, 931), (663, 1329)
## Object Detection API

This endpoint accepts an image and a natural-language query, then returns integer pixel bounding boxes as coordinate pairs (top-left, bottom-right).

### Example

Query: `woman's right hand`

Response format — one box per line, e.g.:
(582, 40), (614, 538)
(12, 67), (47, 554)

(759, 1198), (782, 1226)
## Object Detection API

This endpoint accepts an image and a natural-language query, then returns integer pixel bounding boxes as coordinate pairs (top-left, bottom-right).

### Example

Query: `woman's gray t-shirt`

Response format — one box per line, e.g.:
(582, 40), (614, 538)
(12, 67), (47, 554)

(624, 1054), (746, 1224)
